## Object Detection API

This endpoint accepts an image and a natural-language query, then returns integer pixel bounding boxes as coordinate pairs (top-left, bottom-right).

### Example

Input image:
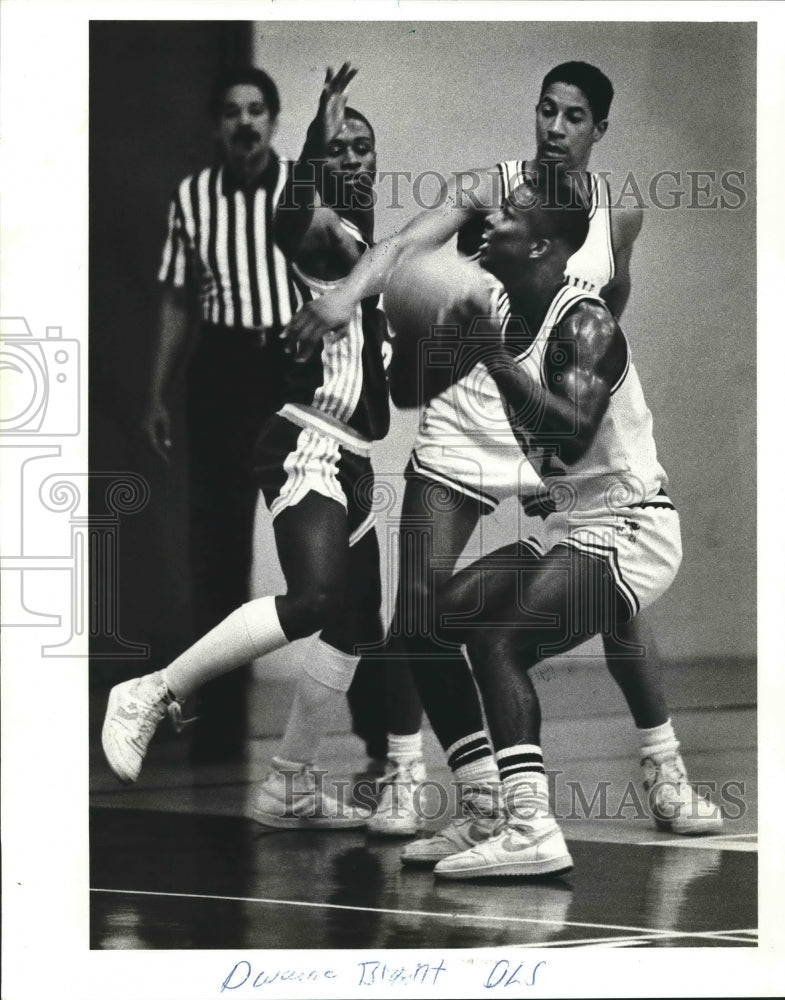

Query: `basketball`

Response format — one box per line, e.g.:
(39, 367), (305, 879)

(382, 247), (495, 408)
(383, 246), (490, 343)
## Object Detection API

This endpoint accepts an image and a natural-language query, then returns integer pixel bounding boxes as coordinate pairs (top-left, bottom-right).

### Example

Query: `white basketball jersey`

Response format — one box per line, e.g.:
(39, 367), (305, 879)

(491, 282), (669, 513)
(497, 160), (615, 293)
(417, 160), (616, 456)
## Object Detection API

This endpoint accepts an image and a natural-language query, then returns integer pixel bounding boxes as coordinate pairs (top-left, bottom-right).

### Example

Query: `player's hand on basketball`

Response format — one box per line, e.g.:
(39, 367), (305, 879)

(437, 284), (504, 354)
(142, 397), (173, 462)
(318, 62), (358, 145)
(281, 291), (353, 363)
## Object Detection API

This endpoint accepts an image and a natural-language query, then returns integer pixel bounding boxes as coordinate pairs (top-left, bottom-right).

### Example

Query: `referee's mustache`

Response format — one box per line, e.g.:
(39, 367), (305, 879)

(232, 125), (261, 145)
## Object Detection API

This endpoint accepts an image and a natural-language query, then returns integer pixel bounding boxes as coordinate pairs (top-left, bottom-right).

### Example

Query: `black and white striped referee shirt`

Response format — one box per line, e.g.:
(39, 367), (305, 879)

(157, 153), (301, 331)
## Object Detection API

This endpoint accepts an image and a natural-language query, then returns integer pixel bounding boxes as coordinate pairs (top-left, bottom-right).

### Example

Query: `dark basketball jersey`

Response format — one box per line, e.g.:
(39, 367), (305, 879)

(282, 217), (390, 442)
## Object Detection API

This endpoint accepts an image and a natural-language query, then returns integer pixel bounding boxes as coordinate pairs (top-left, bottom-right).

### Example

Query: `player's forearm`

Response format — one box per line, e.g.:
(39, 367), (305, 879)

(340, 234), (401, 301)
(274, 124), (327, 253)
(291, 119), (329, 208)
(337, 201), (475, 306)
(486, 352), (596, 463)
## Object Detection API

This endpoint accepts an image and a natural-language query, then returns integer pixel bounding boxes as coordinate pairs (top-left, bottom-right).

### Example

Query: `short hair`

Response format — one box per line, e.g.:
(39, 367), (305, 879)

(343, 106), (376, 146)
(540, 61), (614, 123)
(210, 66), (281, 120)
(509, 178), (590, 254)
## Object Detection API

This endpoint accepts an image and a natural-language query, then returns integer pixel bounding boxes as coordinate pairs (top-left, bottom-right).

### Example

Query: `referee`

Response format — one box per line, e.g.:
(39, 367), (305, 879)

(146, 66), (300, 762)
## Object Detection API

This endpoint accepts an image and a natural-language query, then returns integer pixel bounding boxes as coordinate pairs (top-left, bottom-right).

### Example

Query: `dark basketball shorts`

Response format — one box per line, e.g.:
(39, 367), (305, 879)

(253, 408), (377, 547)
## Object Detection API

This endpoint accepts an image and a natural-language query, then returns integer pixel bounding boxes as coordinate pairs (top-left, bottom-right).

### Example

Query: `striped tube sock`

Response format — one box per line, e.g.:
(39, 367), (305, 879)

(446, 731), (499, 784)
(496, 745), (553, 826)
(495, 743), (545, 781)
(447, 732), (501, 822)
(638, 718), (680, 762)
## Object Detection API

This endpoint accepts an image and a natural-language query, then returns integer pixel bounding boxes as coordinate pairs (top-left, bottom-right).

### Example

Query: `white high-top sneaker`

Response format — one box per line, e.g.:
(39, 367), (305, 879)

(251, 758), (371, 829)
(401, 782), (503, 866)
(367, 758), (428, 837)
(642, 750), (724, 835)
(102, 673), (182, 784)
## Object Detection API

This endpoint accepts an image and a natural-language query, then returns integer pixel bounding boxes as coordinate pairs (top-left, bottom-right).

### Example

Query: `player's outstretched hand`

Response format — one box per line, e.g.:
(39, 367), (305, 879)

(281, 289), (354, 363)
(318, 62), (358, 145)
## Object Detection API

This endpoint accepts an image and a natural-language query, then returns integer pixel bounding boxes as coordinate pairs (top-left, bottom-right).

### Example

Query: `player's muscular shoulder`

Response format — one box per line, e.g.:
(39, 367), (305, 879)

(558, 301), (625, 383)
(565, 299), (620, 349)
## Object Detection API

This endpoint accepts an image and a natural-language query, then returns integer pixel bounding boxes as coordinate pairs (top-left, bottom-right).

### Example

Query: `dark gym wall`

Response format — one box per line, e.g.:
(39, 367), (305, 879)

(89, 22), (252, 681)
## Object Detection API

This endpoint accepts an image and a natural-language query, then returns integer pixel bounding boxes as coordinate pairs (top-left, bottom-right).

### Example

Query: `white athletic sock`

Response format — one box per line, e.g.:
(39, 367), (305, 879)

(496, 745), (554, 826)
(278, 640), (360, 765)
(163, 596), (287, 701)
(387, 731), (423, 766)
(638, 718), (680, 761)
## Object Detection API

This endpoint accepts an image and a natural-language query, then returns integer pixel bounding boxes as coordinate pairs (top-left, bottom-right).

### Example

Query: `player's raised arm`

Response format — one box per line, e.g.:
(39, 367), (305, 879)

(484, 301), (627, 464)
(274, 63), (359, 264)
(281, 163), (502, 361)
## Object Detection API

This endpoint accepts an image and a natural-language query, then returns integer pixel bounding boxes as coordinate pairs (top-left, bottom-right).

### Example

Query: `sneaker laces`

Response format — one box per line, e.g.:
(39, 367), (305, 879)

(489, 815), (510, 837)
(377, 764), (403, 786)
(127, 679), (171, 738)
(643, 750), (686, 784)
(166, 697), (198, 734)
(458, 783), (502, 819)
(378, 760), (420, 786)
(653, 754), (687, 786)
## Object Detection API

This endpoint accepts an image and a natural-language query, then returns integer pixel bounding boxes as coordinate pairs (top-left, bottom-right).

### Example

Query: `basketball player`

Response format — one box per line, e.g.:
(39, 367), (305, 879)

(404, 178), (686, 876)
(101, 65), (391, 829)
(284, 62), (722, 857)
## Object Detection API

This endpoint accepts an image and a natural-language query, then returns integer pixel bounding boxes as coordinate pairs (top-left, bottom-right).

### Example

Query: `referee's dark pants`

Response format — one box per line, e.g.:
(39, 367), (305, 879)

(185, 324), (283, 762)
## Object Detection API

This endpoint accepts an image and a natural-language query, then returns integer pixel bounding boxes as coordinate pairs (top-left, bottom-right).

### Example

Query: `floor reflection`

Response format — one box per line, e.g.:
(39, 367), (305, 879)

(90, 808), (754, 950)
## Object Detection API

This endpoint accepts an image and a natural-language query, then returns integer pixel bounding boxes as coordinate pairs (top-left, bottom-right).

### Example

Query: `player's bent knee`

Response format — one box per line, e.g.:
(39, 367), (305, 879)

(466, 630), (535, 674)
(282, 587), (347, 640)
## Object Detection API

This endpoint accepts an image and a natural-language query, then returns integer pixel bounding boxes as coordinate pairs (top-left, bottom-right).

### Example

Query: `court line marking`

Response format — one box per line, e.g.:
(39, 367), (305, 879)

(533, 934), (661, 948)
(598, 940), (649, 948)
(636, 837), (756, 852)
(89, 887), (752, 943)
(539, 930), (758, 948)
